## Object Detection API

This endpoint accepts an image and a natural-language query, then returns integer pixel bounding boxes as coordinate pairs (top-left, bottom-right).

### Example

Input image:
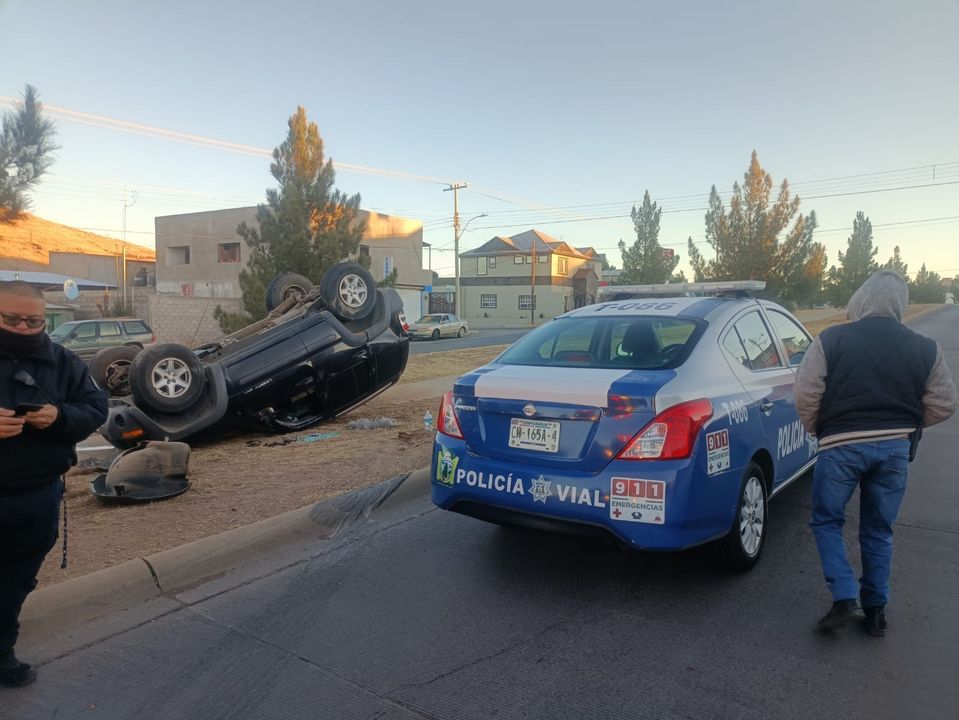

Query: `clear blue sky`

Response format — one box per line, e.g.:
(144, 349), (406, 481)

(2, 0), (957, 280)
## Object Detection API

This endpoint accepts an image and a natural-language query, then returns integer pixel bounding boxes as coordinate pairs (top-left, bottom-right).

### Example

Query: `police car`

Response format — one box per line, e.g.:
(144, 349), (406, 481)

(430, 281), (817, 570)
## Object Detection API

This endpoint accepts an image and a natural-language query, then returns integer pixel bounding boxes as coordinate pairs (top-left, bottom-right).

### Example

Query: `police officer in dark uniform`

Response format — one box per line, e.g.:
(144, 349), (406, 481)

(0, 281), (108, 687)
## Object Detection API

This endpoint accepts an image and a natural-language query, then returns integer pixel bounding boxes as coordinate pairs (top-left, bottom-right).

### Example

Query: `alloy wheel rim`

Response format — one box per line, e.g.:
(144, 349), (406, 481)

(738, 476), (765, 556)
(151, 357), (192, 399)
(338, 274), (368, 308)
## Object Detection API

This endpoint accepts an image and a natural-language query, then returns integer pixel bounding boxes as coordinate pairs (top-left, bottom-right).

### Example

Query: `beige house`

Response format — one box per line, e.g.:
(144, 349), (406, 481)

(154, 207), (432, 318)
(458, 230), (603, 326)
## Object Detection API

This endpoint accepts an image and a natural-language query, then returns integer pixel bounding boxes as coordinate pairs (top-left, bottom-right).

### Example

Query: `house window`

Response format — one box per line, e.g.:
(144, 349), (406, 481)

(513, 256), (524, 265)
(217, 242), (241, 263)
(489, 256), (496, 268)
(538, 255), (547, 264)
(167, 245), (190, 266)
(480, 294), (497, 309)
(558, 257), (569, 275)
(478, 257), (488, 276)
(359, 245), (370, 258)
(525, 255), (532, 264)
(519, 295), (536, 310)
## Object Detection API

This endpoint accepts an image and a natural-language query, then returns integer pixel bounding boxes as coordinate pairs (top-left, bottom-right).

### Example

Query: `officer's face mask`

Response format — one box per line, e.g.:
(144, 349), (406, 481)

(0, 325), (46, 355)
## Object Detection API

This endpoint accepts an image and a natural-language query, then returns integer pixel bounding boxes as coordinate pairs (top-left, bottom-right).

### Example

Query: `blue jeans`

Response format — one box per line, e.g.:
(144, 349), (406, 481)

(810, 439), (910, 607)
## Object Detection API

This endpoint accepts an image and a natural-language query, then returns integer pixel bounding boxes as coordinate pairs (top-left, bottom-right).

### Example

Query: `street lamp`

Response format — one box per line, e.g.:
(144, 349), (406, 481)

(454, 212), (487, 315)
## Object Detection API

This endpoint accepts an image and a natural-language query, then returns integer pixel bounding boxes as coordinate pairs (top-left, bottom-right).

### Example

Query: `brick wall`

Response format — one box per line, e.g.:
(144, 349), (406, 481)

(147, 294), (243, 347)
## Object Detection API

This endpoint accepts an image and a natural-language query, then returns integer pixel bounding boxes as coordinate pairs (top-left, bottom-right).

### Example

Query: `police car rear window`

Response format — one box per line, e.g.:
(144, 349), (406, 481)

(497, 316), (701, 370)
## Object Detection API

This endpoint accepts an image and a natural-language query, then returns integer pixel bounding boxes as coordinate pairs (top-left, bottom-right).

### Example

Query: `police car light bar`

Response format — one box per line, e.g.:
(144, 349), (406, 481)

(598, 280), (766, 298)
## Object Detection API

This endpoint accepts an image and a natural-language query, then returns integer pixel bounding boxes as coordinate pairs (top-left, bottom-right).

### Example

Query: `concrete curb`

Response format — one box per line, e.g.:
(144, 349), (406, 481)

(21, 467), (432, 662)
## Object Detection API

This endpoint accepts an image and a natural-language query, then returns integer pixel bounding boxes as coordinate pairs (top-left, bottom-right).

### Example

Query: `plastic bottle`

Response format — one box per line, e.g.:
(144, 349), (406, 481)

(423, 410), (433, 432)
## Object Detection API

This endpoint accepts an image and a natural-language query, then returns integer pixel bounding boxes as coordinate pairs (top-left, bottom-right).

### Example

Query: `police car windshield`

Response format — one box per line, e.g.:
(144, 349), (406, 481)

(497, 316), (701, 370)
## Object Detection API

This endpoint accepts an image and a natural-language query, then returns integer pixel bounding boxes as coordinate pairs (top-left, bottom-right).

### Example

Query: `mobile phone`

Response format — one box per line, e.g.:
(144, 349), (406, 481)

(14, 403), (44, 416)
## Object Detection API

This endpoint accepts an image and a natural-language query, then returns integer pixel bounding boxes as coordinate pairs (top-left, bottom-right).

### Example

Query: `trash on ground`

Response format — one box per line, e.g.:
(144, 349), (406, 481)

(298, 432), (339, 444)
(347, 417), (398, 430)
(91, 441), (191, 504)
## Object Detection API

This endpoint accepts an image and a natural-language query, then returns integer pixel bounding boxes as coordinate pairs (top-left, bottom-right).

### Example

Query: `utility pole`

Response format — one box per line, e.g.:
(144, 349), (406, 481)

(121, 188), (138, 310)
(443, 182), (467, 313)
(530, 240), (536, 325)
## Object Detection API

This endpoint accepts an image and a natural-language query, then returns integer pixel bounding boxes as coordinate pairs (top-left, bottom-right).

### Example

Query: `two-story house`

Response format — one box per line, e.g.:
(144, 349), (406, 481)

(458, 230), (603, 325)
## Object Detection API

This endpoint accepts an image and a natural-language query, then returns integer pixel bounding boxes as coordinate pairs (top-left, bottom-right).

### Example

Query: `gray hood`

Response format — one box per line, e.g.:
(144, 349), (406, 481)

(847, 270), (908, 322)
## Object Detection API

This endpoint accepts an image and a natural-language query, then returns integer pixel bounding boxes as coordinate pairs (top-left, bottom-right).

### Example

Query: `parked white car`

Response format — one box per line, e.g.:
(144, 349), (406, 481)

(408, 313), (469, 340)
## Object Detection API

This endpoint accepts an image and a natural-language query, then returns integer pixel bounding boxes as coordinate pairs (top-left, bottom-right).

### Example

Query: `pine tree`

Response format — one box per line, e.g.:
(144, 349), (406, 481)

(792, 241), (828, 307)
(883, 245), (909, 280)
(830, 212), (878, 306)
(687, 151), (816, 303)
(909, 263), (944, 303)
(617, 191), (679, 284)
(216, 107), (366, 331)
(0, 85), (58, 223)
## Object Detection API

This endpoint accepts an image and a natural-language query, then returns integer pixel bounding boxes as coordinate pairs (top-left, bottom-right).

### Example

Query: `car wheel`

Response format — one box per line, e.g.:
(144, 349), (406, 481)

(129, 343), (207, 414)
(431, 329), (440, 341)
(718, 461), (768, 572)
(265, 272), (314, 312)
(457, 327), (465, 338)
(319, 262), (376, 321)
(89, 346), (140, 396)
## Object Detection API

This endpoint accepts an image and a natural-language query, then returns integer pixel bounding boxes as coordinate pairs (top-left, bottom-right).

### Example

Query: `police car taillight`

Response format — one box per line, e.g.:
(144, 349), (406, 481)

(437, 391), (463, 439)
(617, 398), (713, 460)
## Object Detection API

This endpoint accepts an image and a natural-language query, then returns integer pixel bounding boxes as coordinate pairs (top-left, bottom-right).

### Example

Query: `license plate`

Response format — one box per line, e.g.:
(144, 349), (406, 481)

(508, 418), (560, 453)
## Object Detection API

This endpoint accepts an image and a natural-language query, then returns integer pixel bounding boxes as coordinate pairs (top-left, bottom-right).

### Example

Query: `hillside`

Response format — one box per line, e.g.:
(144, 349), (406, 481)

(0, 214), (155, 269)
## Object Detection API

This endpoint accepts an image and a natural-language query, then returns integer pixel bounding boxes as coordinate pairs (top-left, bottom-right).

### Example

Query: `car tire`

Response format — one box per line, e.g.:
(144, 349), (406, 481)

(431, 329), (440, 341)
(89, 346), (140, 397)
(457, 327), (465, 338)
(129, 343), (207, 414)
(718, 461), (768, 572)
(265, 272), (314, 312)
(319, 262), (376, 321)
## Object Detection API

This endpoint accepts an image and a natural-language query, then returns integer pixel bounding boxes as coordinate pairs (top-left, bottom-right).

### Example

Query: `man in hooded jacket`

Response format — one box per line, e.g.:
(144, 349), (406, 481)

(0, 281), (108, 687)
(796, 270), (956, 635)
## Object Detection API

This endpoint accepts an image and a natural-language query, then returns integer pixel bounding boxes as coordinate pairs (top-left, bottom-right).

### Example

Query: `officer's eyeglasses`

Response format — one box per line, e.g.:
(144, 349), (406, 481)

(0, 313), (46, 329)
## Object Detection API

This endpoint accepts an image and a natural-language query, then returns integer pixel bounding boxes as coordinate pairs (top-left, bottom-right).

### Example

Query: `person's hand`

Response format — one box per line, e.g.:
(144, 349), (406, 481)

(0, 408), (26, 439)
(23, 404), (59, 430)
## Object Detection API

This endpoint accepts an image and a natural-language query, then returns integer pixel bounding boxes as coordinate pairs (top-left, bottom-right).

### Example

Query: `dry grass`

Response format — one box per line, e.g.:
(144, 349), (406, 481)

(0, 213), (155, 269)
(801, 304), (942, 337)
(397, 344), (509, 384)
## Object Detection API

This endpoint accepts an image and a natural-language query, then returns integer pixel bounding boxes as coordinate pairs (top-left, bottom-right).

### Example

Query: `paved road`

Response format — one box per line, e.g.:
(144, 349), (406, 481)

(408, 328), (530, 355)
(7, 307), (958, 720)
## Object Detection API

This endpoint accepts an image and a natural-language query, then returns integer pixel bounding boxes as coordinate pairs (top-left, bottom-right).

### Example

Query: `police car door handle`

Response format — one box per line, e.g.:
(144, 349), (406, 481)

(759, 400), (774, 414)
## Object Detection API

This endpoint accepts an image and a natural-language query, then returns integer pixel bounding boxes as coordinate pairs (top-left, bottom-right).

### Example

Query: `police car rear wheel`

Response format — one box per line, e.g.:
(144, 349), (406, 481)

(719, 462), (767, 572)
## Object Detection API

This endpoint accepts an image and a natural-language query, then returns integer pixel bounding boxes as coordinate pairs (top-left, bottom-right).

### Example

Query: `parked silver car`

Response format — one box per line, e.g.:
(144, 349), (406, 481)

(408, 313), (469, 340)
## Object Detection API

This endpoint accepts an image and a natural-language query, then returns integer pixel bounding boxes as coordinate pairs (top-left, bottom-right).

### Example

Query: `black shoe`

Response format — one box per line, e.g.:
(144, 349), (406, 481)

(863, 606), (887, 637)
(817, 599), (866, 632)
(0, 654), (37, 688)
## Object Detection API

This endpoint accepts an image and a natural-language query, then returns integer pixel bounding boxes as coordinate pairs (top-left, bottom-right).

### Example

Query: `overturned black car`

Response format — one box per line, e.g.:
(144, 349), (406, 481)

(103, 262), (409, 449)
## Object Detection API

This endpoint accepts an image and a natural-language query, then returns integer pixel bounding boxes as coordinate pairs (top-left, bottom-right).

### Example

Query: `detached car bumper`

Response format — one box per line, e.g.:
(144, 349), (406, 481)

(431, 435), (740, 551)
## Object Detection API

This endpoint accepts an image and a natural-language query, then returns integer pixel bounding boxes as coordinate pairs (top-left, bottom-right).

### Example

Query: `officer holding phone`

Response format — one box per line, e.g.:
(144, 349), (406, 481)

(0, 281), (107, 688)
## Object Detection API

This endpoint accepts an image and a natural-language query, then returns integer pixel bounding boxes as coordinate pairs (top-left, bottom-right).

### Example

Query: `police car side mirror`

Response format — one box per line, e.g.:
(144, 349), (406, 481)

(789, 351), (805, 365)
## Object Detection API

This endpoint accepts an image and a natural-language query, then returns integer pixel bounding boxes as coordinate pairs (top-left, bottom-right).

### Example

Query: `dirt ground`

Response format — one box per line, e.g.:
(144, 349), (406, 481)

(39, 307), (943, 585)
(39, 344), (509, 585)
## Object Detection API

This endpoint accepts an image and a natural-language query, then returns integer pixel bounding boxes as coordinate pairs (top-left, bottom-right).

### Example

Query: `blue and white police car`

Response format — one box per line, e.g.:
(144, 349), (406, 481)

(430, 281), (817, 570)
